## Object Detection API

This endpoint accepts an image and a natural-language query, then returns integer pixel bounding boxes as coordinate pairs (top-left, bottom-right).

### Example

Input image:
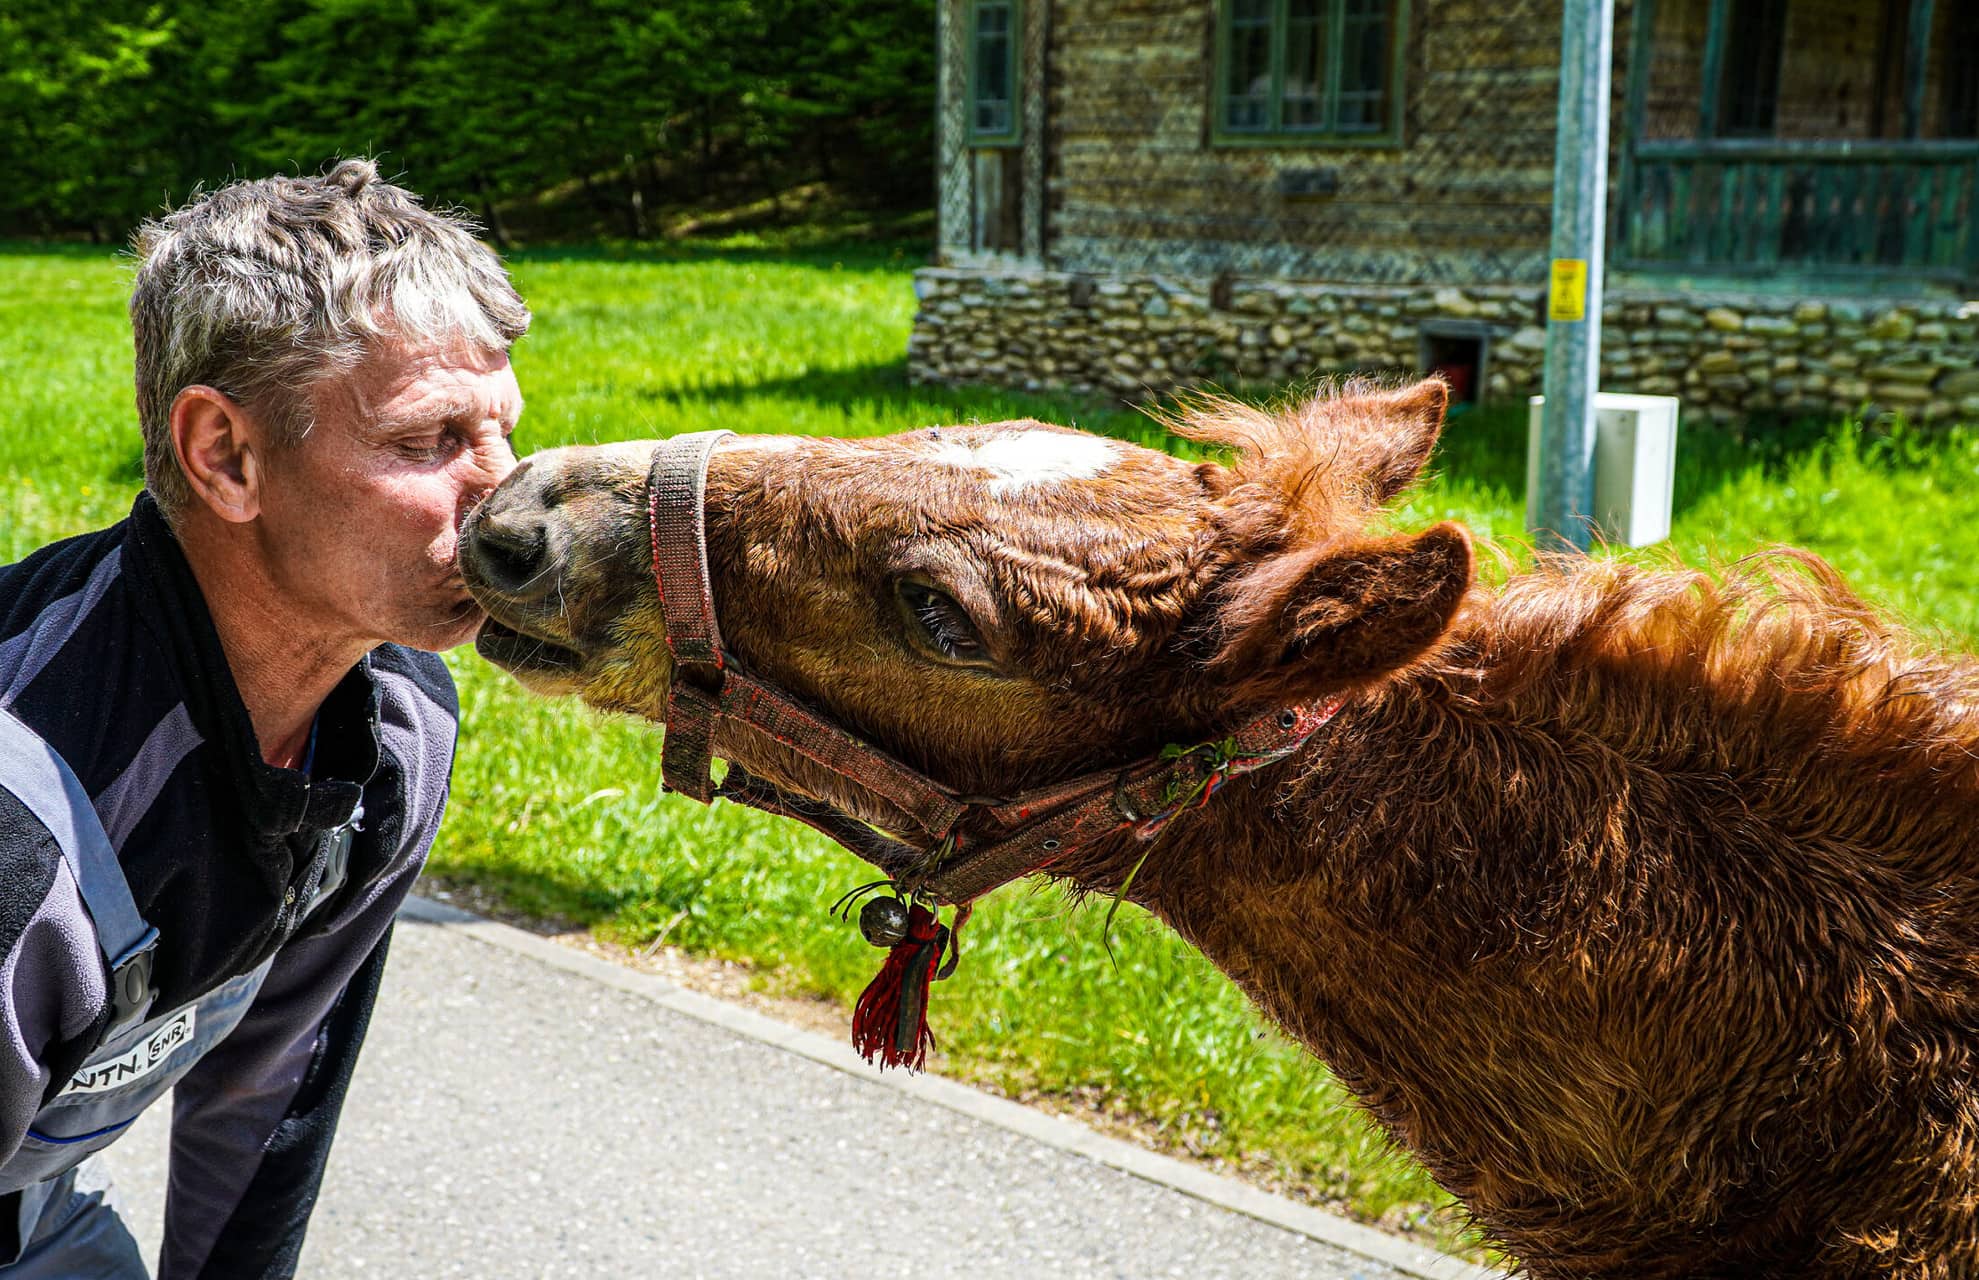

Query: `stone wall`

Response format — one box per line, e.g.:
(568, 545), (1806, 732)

(907, 266), (1979, 423)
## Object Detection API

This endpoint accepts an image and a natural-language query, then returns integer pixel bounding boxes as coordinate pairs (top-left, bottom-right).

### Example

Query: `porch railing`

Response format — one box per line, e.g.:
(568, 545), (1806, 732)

(1620, 141), (1979, 284)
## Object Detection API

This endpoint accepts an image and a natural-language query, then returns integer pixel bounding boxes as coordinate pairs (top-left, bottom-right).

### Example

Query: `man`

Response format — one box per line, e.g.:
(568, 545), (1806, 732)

(0, 159), (528, 1277)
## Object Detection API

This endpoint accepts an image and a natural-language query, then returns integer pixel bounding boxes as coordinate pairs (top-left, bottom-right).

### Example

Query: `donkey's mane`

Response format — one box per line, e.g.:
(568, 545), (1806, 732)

(1175, 384), (1979, 801)
(1444, 550), (1979, 865)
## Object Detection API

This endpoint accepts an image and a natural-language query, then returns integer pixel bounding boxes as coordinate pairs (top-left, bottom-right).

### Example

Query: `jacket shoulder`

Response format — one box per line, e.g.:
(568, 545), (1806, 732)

(366, 646), (459, 831)
(369, 645), (459, 724)
(0, 523), (128, 649)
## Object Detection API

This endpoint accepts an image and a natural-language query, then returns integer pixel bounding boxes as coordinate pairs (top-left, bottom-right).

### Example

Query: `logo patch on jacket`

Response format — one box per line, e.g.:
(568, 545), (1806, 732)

(59, 1006), (197, 1097)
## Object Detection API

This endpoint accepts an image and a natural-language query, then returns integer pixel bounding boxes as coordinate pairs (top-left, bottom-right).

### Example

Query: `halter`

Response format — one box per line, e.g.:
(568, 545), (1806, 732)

(643, 430), (1343, 909)
(645, 429), (1345, 1068)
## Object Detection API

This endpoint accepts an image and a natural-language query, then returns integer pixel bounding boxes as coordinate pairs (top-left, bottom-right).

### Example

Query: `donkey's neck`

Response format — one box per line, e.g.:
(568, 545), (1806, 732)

(1070, 551), (1977, 996)
(1052, 632), (1659, 1163)
(1048, 561), (1979, 1273)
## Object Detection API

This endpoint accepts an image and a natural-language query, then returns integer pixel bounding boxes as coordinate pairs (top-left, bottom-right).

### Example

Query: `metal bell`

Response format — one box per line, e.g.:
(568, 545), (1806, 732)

(858, 896), (911, 947)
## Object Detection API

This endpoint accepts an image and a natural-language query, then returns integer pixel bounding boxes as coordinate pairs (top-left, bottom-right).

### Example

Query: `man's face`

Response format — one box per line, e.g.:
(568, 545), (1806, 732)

(254, 338), (524, 654)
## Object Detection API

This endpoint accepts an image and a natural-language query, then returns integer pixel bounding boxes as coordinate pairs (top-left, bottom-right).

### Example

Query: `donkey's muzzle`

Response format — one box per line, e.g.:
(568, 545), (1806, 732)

(461, 444), (658, 686)
(464, 510), (551, 601)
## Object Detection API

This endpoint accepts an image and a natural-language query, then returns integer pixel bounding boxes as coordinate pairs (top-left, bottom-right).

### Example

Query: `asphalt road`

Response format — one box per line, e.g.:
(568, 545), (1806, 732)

(103, 900), (1479, 1280)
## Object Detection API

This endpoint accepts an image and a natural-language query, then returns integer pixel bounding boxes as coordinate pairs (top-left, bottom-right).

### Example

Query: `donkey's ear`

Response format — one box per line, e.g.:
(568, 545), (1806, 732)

(1192, 458), (1237, 498)
(1210, 521), (1473, 705)
(1345, 378), (1450, 504)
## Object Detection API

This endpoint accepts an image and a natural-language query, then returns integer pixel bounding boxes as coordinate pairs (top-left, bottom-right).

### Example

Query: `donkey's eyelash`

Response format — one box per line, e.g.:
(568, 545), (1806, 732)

(900, 582), (986, 662)
(915, 598), (976, 657)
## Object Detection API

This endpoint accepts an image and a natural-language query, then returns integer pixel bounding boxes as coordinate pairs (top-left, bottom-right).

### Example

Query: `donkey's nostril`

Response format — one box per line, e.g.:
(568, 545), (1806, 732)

(468, 517), (551, 599)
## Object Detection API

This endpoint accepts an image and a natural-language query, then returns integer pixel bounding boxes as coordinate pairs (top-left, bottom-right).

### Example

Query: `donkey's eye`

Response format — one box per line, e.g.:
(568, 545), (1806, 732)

(896, 581), (990, 666)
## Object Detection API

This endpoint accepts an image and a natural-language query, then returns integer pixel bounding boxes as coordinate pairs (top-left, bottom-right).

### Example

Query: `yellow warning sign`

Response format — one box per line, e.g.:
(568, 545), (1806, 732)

(1548, 258), (1588, 322)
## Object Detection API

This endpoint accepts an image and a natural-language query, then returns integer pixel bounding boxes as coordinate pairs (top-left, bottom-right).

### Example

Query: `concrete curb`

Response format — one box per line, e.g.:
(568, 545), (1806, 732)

(400, 894), (1497, 1280)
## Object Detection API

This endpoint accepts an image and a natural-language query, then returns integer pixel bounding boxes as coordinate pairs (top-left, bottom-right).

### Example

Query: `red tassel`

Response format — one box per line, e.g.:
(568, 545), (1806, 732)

(852, 903), (947, 1071)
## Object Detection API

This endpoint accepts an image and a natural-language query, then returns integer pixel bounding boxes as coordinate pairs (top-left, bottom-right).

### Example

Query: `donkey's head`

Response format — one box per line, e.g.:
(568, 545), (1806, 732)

(461, 380), (1472, 825)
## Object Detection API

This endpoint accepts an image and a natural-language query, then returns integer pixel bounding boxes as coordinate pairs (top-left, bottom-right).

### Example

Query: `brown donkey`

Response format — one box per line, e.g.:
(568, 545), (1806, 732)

(460, 381), (1979, 1279)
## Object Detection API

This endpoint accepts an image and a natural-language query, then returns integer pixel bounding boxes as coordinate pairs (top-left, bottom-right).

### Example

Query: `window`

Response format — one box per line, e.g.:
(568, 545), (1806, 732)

(1215, 0), (1401, 144)
(1944, 4), (1978, 137)
(1716, 0), (1786, 136)
(967, 0), (1020, 146)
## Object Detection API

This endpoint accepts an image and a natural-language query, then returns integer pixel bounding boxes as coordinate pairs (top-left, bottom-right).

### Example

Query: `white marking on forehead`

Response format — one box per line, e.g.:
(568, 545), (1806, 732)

(927, 431), (1116, 494)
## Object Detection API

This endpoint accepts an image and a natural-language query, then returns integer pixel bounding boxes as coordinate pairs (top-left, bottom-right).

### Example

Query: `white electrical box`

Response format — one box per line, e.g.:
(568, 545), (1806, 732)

(1525, 393), (1681, 548)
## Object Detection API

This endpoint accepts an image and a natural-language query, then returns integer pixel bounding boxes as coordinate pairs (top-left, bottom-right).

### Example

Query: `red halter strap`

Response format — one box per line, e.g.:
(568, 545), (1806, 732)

(644, 433), (1342, 906)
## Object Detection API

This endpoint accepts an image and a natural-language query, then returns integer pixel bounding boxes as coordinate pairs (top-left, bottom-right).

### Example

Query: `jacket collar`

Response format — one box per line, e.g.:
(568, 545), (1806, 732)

(123, 493), (377, 841)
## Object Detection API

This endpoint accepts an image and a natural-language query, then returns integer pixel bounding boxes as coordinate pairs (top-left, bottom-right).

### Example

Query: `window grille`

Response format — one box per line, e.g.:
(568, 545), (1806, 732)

(1717, 0), (1786, 136)
(967, 0), (1021, 146)
(1215, 0), (1401, 144)
(1944, 4), (1978, 138)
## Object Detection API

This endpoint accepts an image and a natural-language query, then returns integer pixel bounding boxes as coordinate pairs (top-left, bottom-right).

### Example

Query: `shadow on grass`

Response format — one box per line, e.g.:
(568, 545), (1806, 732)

(1433, 401), (1879, 524)
(506, 237), (933, 272)
(1432, 405), (1527, 495)
(642, 356), (1180, 446)
(422, 859), (634, 933)
(0, 236), (935, 287)
(0, 241), (124, 259)
(638, 360), (1884, 521)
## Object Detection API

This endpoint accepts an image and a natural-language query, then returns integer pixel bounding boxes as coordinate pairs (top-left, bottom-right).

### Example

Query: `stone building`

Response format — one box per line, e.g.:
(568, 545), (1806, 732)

(907, 0), (1979, 422)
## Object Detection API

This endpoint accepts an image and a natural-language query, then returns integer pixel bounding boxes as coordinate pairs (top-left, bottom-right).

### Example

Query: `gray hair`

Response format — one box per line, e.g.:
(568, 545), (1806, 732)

(130, 158), (531, 523)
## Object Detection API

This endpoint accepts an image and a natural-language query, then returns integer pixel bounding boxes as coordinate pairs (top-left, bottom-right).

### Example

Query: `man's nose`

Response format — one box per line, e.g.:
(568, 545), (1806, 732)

(474, 433), (521, 494)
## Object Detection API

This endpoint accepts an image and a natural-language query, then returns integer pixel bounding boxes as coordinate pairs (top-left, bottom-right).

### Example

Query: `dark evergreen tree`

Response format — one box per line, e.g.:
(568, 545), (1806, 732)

(0, 0), (936, 238)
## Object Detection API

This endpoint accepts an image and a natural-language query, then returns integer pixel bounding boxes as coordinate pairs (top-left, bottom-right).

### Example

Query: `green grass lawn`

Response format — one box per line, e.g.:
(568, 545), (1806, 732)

(4, 241), (1976, 1255)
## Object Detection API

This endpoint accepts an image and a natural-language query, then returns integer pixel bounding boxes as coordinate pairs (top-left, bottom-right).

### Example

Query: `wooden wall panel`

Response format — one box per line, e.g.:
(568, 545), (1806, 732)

(1042, 0), (1583, 284)
(1775, 0), (1893, 140)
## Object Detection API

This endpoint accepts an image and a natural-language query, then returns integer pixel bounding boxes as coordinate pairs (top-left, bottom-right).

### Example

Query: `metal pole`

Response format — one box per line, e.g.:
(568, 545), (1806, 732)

(1532, 0), (1617, 552)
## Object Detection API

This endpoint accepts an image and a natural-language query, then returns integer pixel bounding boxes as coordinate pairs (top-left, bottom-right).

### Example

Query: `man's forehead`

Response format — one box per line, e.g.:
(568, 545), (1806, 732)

(379, 387), (518, 428)
(323, 339), (520, 426)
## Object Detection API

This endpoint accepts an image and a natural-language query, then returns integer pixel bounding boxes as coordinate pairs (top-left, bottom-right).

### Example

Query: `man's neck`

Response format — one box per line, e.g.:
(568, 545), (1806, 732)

(175, 516), (373, 771)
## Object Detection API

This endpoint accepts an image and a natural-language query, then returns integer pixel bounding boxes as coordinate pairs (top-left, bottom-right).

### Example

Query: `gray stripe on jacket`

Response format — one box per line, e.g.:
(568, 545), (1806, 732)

(0, 863), (113, 1172)
(0, 548), (123, 708)
(93, 703), (203, 852)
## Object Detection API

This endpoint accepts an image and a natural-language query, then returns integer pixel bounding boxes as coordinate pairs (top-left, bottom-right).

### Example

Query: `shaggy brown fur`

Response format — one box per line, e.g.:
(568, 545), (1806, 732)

(462, 382), (1979, 1277)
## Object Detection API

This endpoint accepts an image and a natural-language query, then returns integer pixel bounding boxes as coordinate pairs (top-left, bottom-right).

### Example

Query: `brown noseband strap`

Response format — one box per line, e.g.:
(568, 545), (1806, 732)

(645, 430), (968, 835)
(648, 430), (734, 802)
(643, 432), (1342, 908)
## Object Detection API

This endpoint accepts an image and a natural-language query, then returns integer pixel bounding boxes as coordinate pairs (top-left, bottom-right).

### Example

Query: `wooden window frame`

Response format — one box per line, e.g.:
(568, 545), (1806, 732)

(1716, 0), (1788, 137)
(1210, 0), (1407, 149)
(965, 0), (1023, 149)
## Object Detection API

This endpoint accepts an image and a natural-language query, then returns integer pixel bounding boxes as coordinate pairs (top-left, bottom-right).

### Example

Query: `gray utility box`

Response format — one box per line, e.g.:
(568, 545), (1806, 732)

(1524, 393), (1681, 548)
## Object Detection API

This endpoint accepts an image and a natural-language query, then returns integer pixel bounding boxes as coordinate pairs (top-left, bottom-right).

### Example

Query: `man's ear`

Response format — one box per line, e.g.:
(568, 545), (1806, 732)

(170, 386), (263, 524)
(1208, 521), (1473, 708)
